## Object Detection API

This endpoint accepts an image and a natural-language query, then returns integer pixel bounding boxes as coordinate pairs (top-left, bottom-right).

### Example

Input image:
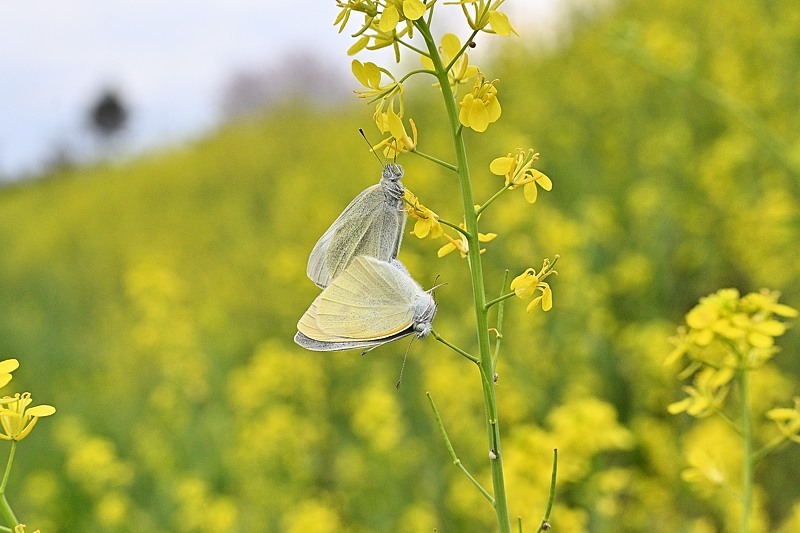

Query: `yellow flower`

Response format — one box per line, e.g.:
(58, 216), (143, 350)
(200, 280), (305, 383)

(510, 268), (539, 298)
(510, 256), (558, 312)
(437, 222), (496, 258)
(374, 106), (417, 157)
(0, 358), (19, 389)
(445, 0), (519, 36)
(490, 148), (552, 203)
(420, 33), (479, 87)
(404, 190), (443, 239)
(766, 397), (800, 443)
(667, 367), (733, 418)
(458, 74), (501, 132)
(0, 392), (56, 441)
(378, 0), (427, 32)
(668, 288), (798, 375)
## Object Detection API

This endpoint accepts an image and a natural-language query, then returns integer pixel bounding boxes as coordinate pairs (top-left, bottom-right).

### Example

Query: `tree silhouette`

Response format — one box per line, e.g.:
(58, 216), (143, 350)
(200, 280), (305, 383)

(88, 89), (128, 140)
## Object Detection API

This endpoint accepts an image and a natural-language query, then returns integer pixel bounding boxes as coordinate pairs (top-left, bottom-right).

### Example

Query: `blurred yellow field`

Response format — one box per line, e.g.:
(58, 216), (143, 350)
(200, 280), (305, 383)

(0, 0), (799, 531)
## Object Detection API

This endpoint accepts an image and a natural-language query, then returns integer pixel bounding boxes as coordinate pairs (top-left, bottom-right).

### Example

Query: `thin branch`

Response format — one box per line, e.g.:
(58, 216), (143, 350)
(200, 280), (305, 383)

(535, 449), (558, 533)
(485, 292), (516, 311)
(431, 328), (480, 364)
(411, 148), (458, 172)
(427, 392), (495, 504)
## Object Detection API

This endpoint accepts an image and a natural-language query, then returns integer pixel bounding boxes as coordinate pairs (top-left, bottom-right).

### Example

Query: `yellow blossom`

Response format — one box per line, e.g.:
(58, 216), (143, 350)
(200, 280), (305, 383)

(668, 288), (797, 372)
(458, 74), (501, 132)
(490, 148), (552, 203)
(445, 0), (519, 36)
(0, 392), (56, 441)
(374, 106), (417, 157)
(420, 33), (479, 87)
(437, 224), (496, 258)
(766, 397), (800, 443)
(510, 268), (539, 298)
(667, 367), (733, 418)
(0, 358), (19, 389)
(510, 256), (558, 312)
(404, 190), (443, 239)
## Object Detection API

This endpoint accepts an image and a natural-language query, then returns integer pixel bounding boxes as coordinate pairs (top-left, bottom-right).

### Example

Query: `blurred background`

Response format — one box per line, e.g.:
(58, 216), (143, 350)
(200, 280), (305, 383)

(1, 0), (799, 531)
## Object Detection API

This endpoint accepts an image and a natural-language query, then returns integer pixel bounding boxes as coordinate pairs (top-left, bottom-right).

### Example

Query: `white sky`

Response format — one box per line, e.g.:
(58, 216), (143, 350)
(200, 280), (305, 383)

(0, 1), (558, 178)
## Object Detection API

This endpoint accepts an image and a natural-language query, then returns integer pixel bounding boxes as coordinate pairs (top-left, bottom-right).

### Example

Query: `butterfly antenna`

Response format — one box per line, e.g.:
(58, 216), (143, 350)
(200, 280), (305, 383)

(395, 336), (415, 389)
(359, 128), (385, 168)
(428, 275), (447, 302)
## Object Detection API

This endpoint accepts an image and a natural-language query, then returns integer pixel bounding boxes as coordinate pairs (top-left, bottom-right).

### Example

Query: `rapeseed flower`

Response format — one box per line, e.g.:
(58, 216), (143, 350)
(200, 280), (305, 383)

(490, 148), (552, 203)
(0, 392), (56, 441)
(458, 74), (501, 132)
(420, 33), (479, 87)
(445, 0), (518, 36)
(404, 190), (443, 239)
(510, 256), (558, 312)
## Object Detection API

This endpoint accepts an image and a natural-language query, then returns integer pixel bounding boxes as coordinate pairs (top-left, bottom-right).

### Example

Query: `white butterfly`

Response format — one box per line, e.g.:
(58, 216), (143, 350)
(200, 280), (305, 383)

(306, 163), (407, 288)
(295, 255), (436, 352)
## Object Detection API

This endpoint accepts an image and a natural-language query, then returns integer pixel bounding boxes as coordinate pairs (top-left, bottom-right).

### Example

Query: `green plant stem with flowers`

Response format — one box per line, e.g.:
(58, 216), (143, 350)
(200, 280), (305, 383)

(414, 17), (512, 530)
(336, 1), (558, 530)
(0, 359), (56, 533)
(667, 289), (800, 532)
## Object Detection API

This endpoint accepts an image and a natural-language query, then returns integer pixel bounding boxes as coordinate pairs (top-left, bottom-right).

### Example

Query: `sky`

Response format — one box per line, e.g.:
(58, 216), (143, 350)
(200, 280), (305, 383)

(0, 1), (559, 179)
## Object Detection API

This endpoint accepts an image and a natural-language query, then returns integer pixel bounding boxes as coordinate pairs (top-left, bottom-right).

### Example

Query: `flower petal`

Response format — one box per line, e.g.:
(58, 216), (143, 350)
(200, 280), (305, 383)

(403, 0), (427, 21)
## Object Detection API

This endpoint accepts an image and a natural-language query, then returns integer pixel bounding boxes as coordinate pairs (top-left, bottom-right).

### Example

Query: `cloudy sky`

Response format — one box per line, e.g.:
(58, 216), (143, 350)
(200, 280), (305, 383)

(0, 1), (557, 178)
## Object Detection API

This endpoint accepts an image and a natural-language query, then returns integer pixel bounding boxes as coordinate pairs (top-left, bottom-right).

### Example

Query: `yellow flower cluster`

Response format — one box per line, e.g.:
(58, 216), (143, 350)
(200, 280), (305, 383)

(667, 288), (798, 417)
(351, 60), (416, 157)
(335, 0), (429, 61)
(404, 191), (496, 258)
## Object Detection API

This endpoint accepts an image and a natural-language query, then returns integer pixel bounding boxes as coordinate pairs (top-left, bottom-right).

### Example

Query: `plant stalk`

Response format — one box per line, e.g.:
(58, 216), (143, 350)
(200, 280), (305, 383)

(416, 19), (512, 533)
(739, 368), (753, 533)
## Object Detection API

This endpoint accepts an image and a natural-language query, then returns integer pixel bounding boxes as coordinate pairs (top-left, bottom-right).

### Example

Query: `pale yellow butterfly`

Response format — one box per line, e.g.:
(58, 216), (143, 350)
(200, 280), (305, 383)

(295, 255), (436, 352)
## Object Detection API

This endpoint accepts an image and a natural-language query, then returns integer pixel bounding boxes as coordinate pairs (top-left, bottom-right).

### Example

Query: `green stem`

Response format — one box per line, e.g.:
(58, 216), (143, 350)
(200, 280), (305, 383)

(535, 449), (558, 533)
(485, 292), (516, 311)
(416, 18), (512, 533)
(492, 271), (510, 370)
(751, 434), (788, 464)
(739, 368), (753, 533)
(476, 185), (511, 216)
(396, 38), (431, 58)
(0, 442), (18, 528)
(427, 393), (495, 504)
(431, 328), (480, 364)
(411, 148), (458, 172)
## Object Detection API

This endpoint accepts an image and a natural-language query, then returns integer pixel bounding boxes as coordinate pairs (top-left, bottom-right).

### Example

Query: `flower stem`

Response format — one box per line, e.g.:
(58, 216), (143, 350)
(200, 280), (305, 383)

(431, 328), (480, 364)
(492, 270), (510, 370)
(739, 367), (753, 533)
(485, 292), (516, 311)
(535, 449), (558, 533)
(427, 392), (494, 504)
(0, 442), (18, 528)
(411, 148), (457, 172)
(416, 18), (512, 533)
(476, 185), (511, 216)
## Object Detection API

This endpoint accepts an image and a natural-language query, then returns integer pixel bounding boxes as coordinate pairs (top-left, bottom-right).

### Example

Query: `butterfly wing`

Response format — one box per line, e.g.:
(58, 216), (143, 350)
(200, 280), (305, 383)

(315, 256), (418, 339)
(306, 185), (406, 288)
(295, 268), (415, 352)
